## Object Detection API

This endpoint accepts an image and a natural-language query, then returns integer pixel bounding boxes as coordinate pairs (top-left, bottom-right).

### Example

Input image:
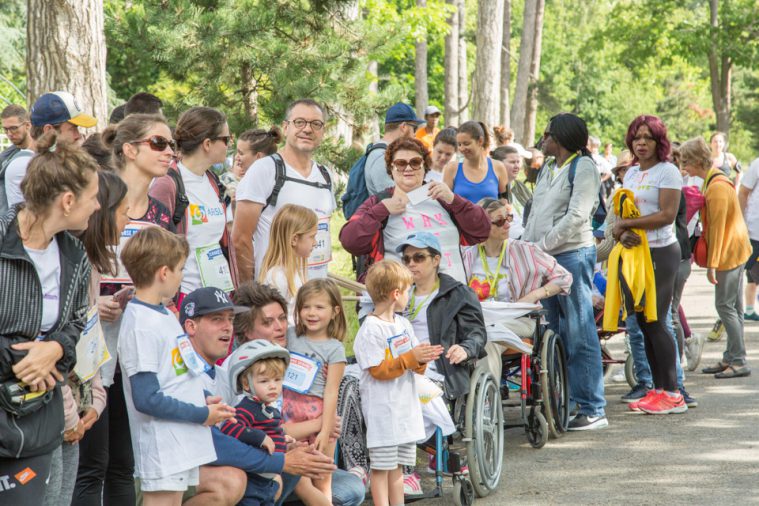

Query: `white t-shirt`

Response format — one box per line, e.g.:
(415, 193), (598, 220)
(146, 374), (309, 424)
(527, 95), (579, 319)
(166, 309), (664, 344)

(740, 158), (759, 241)
(592, 153), (612, 175)
(467, 247), (512, 303)
(236, 156), (336, 279)
(179, 162), (231, 294)
(383, 198), (466, 284)
(117, 300), (216, 479)
(425, 170), (443, 183)
(354, 315), (425, 448)
(623, 162), (682, 247)
(4, 150), (35, 207)
(263, 266), (303, 326)
(407, 288), (442, 380)
(24, 238), (61, 332)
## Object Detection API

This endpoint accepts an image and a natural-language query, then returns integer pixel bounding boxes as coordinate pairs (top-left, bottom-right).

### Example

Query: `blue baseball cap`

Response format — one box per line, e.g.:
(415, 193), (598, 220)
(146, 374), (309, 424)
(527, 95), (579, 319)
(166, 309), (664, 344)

(395, 232), (441, 255)
(385, 102), (425, 125)
(30, 91), (97, 128)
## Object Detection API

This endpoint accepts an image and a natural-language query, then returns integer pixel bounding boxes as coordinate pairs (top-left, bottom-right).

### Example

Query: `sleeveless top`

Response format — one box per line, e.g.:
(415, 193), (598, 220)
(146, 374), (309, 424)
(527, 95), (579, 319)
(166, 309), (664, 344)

(453, 157), (499, 204)
(715, 153), (732, 177)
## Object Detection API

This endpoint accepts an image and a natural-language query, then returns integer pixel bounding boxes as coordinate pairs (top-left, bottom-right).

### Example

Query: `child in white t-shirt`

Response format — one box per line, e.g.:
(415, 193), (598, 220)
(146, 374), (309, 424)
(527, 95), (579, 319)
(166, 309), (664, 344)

(117, 227), (236, 504)
(354, 260), (443, 506)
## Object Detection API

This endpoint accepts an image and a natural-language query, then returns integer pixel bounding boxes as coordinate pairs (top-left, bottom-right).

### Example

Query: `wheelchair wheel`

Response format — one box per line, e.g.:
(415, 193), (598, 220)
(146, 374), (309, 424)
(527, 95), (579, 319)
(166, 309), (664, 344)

(601, 343), (613, 380)
(526, 410), (548, 449)
(464, 367), (503, 498)
(540, 330), (569, 438)
(452, 477), (475, 506)
(625, 354), (638, 388)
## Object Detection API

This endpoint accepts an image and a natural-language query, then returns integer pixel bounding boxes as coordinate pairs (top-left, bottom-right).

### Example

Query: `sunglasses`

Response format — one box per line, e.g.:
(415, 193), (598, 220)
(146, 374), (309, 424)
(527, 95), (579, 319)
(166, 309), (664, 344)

(392, 157), (424, 171)
(401, 253), (432, 265)
(403, 122), (420, 133)
(133, 135), (176, 152)
(212, 135), (233, 146)
(491, 214), (514, 227)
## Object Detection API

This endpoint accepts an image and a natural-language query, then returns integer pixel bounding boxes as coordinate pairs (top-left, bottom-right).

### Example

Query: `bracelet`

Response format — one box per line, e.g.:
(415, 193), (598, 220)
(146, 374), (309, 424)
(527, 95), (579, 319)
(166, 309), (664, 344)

(543, 286), (551, 298)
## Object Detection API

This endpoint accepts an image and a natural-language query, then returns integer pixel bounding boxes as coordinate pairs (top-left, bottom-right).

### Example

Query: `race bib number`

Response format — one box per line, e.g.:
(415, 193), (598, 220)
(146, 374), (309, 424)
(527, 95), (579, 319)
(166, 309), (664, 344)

(387, 331), (413, 359)
(196, 243), (234, 292)
(308, 215), (331, 268)
(100, 221), (155, 283)
(176, 334), (210, 377)
(73, 306), (111, 382)
(283, 352), (321, 394)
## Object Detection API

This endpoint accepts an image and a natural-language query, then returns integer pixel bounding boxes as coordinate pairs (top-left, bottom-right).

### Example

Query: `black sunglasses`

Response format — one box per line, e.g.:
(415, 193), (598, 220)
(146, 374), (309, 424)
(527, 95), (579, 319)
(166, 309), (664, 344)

(132, 135), (176, 152)
(212, 135), (233, 146)
(401, 253), (432, 265)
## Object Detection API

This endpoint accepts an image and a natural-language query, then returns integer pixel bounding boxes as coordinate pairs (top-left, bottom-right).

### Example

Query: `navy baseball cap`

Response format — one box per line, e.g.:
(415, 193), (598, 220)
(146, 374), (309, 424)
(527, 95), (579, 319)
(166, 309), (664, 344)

(30, 91), (97, 128)
(180, 287), (248, 325)
(385, 102), (425, 125)
(395, 231), (442, 255)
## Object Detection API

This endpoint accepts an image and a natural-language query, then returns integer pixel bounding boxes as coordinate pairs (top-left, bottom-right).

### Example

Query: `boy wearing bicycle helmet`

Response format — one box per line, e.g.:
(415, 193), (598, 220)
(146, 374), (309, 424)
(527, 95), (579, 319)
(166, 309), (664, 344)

(220, 339), (291, 504)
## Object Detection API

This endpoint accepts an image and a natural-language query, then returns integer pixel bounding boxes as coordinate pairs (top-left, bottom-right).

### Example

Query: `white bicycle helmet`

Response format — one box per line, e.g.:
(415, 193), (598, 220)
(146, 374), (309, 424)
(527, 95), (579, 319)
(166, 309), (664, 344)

(227, 339), (290, 395)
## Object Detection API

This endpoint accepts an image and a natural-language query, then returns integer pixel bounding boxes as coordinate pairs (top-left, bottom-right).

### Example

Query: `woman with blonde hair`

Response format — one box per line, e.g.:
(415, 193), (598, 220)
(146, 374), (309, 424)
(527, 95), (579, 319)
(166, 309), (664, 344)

(680, 136), (751, 378)
(258, 204), (318, 324)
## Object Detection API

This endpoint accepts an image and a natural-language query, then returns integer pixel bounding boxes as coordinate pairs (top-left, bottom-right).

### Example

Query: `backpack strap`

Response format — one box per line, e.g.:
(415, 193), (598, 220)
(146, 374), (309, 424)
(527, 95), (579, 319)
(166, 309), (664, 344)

(265, 153), (332, 210)
(168, 167), (189, 227)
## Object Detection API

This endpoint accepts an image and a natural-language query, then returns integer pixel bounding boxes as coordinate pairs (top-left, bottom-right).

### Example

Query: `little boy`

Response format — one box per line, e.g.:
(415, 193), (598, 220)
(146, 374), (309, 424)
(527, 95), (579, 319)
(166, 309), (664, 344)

(354, 260), (443, 506)
(117, 227), (236, 505)
(220, 339), (291, 505)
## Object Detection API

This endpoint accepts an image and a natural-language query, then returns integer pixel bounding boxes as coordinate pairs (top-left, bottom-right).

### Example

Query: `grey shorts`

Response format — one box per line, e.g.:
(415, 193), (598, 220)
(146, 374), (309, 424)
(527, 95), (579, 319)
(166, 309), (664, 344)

(368, 442), (417, 470)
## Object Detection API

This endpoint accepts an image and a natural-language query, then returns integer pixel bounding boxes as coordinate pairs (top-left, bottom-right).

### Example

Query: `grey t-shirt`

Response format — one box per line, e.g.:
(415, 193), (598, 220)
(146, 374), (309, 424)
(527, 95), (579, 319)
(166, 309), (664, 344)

(364, 143), (394, 196)
(287, 333), (347, 398)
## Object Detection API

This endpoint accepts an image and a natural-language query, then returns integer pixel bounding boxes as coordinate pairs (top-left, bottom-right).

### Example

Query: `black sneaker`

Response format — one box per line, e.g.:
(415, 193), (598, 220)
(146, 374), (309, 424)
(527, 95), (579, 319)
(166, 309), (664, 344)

(621, 384), (651, 403)
(567, 415), (609, 431)
(679, 388), (698, 408)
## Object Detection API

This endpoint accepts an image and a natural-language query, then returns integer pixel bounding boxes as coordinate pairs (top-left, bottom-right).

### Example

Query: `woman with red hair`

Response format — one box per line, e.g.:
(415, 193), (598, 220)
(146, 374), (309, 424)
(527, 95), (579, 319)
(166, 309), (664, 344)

(612, 115), (684, 415)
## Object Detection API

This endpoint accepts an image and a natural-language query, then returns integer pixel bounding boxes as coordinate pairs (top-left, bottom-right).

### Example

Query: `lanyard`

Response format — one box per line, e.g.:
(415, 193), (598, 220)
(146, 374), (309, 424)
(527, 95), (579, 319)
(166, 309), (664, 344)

(477, 241), (508, 300)
(551, 153), (578, 178)
(408, 280), (439, 321)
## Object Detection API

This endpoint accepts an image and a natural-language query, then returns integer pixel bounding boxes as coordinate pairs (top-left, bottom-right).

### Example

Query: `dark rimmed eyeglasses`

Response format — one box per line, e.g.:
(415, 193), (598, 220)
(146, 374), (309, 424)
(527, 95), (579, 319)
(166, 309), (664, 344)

(286, 119), (325, 131)
(132, 135), (176, 152)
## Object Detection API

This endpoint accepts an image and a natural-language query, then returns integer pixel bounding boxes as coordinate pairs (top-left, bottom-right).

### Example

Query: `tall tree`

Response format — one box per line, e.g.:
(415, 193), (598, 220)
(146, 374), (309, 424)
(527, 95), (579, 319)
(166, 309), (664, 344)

(473, 0), (503, 126)
(27, 0), (108, 128)
(522, 0), (544, 146)
(415, 0), (429, 117)
(510, 0), (537, 143)
(499, 0), (511, 126)
(708, 0), (730, 134)
(457, 0), (468, 122)
(444, 0), (459, 126)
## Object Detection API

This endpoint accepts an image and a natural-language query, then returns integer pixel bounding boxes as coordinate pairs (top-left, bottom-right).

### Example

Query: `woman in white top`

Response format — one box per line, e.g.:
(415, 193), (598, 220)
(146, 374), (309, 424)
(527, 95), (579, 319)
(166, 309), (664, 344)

(612, 115), (684, 415)
(151, 107), (234, 299)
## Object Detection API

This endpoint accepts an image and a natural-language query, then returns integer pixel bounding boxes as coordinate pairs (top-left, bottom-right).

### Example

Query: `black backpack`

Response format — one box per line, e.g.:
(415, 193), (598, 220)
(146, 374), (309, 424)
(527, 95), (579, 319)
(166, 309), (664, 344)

(265, 153), (332, 210)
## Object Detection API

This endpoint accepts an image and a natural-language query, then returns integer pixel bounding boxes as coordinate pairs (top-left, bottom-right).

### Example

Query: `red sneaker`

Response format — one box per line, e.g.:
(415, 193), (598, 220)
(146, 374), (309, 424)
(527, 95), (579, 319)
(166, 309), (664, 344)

(639, 391), (688, 414)
(629, 390), (659, 412)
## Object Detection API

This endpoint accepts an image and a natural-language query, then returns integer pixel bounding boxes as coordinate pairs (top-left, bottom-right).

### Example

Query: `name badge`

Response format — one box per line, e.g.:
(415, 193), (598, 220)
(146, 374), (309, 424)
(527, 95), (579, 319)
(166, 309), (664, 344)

(176, 334), (210, 377)
(196, 243), (234, 292)
(283, 352), (321, 394)
(73, 305), (111, 382)
(308, 215), (332, 268)
(387, 331), (413, 359)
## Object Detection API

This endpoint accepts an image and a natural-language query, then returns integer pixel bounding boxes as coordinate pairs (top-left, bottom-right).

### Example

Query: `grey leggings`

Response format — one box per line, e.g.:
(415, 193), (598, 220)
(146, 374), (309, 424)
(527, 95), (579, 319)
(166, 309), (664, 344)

(43, 443), (80, 506)
(670, 257), (692, 353)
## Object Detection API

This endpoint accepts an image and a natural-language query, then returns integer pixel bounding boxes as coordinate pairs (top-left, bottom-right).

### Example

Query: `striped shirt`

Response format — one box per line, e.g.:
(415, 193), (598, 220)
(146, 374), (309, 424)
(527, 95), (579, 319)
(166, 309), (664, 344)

(220, 396), (288, 453)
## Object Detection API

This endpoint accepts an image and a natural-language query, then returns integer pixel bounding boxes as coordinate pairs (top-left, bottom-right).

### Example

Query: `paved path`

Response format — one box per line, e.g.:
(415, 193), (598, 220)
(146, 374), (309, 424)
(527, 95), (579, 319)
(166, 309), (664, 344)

(442, 267), (759, 505)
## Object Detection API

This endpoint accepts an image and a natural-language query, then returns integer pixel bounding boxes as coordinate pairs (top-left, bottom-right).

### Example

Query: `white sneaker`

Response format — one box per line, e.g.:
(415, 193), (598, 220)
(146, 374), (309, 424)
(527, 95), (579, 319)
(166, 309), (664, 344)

(685, 333), (705, 372)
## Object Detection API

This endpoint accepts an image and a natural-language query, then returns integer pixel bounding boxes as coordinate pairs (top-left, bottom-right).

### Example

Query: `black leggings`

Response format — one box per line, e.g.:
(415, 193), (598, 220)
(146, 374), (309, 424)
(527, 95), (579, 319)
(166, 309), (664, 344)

(635, 242), (680, 392)
(0, 452), (53, 506)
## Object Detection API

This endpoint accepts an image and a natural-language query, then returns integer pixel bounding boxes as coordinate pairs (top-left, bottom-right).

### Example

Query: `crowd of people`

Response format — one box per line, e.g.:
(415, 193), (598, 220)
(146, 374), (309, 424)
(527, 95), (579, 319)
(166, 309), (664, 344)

(0, 89), (755, 506)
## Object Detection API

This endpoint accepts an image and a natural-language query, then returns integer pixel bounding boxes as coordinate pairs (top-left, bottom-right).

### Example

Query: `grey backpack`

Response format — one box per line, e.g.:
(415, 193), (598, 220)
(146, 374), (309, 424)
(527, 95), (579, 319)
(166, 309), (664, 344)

(0, 148), (33, 215)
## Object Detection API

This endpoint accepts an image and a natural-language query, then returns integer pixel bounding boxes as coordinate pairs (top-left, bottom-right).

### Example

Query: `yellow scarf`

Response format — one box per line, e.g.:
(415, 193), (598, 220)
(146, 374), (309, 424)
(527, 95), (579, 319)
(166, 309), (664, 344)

(603, 189), (657, 331)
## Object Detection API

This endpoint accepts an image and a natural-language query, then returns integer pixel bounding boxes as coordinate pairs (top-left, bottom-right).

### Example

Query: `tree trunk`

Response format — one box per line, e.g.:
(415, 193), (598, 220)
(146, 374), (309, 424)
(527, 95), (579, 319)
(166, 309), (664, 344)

(457, 0), (469, 122)
(444, 0), (459, 127)
(241, 63), (259, 127)
(499, 0), (511, 126)
(708, 0), (731, 134)
(510, 0), (537, 142)
(415, 0), (428, 117)
(473, 0), (503, 127)
(522, 0), (544, 146)
(26, 0), (108, 130)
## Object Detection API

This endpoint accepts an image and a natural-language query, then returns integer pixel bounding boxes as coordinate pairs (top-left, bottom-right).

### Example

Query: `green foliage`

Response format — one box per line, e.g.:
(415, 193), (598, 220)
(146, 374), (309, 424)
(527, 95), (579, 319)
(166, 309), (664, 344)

(0, 0), (26, 106)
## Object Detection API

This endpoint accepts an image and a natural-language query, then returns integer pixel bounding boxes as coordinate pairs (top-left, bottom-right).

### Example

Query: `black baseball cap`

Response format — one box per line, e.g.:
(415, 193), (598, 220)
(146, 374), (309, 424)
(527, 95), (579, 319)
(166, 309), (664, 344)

(179, 287), (248, 325)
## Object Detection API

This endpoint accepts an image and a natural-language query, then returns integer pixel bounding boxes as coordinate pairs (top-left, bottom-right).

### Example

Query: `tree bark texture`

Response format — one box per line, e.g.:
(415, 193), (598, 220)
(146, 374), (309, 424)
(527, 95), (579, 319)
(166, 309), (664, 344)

(415, 0), (428, 117)
(241, 63), (259, 127)
(444, 0), (459, 126)
(457, 0), (469, 122)
(26, 0), (108, 130)
(522, 0), (544, 146)
(499, 0), (511, 126)
(473, 0), (503, 127)
(510, 0), (537, 142)
(708, 0), (731, 135)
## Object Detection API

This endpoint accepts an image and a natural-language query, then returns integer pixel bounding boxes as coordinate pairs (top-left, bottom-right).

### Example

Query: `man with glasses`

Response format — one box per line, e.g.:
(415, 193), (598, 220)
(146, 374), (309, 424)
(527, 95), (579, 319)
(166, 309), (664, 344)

(2, 92), (96, 212)
(364, 102), (426, 197)
(233, 99), (336, 283)
(1, 105), (33, 214)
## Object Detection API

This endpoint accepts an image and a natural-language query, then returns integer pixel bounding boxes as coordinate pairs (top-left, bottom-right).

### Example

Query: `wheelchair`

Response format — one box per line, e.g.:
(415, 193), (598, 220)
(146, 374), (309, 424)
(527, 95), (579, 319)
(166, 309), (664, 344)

(497, 309), (570, 448)
(595, 309), (637, 388)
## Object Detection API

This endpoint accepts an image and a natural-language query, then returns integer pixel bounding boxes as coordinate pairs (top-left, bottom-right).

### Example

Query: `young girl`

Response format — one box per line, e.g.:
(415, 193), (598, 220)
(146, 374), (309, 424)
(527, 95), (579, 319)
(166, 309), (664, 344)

(258, 204), (318, 325)
(283, 279), (347, 504)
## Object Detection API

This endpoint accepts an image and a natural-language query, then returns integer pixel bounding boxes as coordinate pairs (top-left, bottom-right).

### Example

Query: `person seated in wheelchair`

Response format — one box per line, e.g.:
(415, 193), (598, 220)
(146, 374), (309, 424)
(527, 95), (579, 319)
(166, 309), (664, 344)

(462, 198), (573, 351)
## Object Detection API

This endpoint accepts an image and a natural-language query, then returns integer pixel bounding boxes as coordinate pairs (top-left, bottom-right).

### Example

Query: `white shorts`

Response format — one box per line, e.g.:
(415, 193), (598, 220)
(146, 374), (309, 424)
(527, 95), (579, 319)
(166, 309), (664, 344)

(368, 442), (417, 470)
(141, 466), (200, 492)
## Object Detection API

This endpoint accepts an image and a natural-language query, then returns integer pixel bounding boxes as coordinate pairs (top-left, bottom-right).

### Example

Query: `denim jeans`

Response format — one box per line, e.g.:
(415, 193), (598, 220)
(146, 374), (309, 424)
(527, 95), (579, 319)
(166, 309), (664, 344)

(278, 469), (365, 506)
(627, 305), (684, 390)
(542, 245), (606, 417)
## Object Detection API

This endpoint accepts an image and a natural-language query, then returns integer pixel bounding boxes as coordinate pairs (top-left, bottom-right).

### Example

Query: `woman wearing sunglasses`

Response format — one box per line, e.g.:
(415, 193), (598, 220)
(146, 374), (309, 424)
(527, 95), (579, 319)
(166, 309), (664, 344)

(340, 137), (490, 283)
(151, 106), (235, 301)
